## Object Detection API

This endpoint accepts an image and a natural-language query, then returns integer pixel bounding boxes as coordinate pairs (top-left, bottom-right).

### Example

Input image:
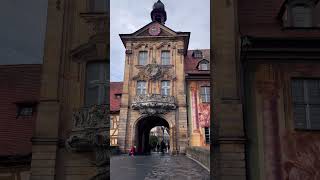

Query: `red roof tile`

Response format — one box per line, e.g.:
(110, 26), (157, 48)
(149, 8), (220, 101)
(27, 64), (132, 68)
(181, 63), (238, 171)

(110, 82), (123, 112)
(0, 64), (41, 156)
(184, 49), (210, 74)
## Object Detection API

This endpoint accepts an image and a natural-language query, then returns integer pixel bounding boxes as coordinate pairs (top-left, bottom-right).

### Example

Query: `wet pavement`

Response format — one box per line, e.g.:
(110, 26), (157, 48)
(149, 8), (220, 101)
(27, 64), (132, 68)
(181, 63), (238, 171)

(110, 153), (210, 180)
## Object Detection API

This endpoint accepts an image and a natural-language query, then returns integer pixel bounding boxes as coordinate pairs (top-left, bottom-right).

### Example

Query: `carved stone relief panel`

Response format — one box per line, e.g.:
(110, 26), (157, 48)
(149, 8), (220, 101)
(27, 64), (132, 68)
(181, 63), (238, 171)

(133, 63), (176, 81)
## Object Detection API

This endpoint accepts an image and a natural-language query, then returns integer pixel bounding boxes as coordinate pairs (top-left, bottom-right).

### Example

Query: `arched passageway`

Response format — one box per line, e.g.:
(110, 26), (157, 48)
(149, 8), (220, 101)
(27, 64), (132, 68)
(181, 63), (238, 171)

(134, 116), (170, 154)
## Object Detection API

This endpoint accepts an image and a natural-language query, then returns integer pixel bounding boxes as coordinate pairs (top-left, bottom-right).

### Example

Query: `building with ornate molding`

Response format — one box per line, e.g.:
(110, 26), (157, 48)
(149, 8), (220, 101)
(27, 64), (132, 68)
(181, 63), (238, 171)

(27, 0), (109, 180)
(110, 0), (211, 156)
(212, 0), (320, 179)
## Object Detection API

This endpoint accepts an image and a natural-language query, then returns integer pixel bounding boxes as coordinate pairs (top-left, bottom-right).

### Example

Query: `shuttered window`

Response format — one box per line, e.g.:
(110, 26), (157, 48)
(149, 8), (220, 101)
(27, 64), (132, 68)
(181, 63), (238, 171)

(292, 5), (312, 27)
(138, 51), (148, 65)
(85, 62), (107, 106)
(292, 79), (320, 130)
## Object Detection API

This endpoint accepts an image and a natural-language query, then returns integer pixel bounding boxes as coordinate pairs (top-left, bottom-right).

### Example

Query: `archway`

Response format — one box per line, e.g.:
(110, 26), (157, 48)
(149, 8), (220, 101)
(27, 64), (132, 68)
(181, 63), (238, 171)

(134, 116), (170, 154)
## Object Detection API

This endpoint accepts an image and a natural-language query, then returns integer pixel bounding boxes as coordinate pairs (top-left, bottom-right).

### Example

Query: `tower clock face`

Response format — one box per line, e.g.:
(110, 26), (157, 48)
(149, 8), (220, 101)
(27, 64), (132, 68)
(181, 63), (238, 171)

(149, 24), (161, 36)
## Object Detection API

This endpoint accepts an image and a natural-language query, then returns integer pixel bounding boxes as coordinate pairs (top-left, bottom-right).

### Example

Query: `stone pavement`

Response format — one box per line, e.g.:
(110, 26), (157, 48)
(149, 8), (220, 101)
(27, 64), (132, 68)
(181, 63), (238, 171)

(110, 153), (210, 180)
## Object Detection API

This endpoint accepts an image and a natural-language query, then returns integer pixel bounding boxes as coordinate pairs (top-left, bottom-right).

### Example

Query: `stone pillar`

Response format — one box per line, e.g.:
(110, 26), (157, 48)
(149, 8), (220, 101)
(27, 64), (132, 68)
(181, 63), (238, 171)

(30, 0), (65, 179)
(118, 48), (133, 153)
(212, 0), (246, 179)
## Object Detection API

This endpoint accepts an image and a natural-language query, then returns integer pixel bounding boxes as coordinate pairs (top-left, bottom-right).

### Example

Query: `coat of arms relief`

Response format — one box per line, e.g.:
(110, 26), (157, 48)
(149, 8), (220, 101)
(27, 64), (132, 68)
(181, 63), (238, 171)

(133, 62), (176, 81)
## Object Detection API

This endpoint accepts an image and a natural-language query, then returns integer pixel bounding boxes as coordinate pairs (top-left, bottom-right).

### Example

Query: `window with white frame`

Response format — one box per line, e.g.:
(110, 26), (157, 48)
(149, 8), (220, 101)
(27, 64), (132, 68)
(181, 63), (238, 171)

(199, 61), (210, 71)
(161, 51), (170, 65)
(85, 61), (107, 106)
(161, 81), (170, 96)
(136, 81), (147, 95)
(200, 86), (210, 103)
(138, 51), (148, 65)
(204, 127), (210, 144)
(292, 79), (320, 130)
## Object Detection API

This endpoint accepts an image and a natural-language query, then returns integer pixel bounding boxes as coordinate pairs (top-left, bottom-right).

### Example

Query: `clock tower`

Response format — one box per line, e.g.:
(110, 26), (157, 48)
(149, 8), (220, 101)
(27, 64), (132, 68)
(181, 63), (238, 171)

(151, 0), (167, 24)
(117, 0), (190, 154)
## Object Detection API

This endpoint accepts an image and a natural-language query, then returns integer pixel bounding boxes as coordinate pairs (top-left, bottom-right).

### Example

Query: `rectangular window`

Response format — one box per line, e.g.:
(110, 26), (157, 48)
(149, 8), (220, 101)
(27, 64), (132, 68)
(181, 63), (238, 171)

(204, 127), (210, 144)
(200, 86), (210, 103)
(292, 79), (320, 130)
(161, 51), (170, 65)
(161, 81), (170, 96)
(16, 104), (35, 118)
(138, 51), (148, 65)
(136, 81), (147, 95)
(85, 61), (107, 106)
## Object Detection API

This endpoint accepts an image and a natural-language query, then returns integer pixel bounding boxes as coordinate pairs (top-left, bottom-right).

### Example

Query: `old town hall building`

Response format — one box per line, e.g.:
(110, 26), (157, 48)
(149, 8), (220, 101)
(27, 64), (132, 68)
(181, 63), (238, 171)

(110, 0), (211, 155)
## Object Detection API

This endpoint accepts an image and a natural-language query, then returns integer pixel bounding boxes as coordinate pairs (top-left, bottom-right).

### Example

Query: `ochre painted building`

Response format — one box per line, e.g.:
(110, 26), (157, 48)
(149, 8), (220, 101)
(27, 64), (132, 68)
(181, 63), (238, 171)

(110, 1), (211, 155)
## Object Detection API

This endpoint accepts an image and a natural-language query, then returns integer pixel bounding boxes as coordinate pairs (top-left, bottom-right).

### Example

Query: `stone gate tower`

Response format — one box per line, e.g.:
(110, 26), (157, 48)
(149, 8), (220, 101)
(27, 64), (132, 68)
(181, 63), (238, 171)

(117, 0), (190, 154)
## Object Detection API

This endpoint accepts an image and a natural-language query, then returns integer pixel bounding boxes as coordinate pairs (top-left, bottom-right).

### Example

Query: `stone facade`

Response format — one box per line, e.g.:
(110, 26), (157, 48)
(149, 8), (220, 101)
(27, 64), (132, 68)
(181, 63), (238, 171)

(29, 0), (108, 179)
(212, 0), (320, 179)
(117, 26), (190, 153)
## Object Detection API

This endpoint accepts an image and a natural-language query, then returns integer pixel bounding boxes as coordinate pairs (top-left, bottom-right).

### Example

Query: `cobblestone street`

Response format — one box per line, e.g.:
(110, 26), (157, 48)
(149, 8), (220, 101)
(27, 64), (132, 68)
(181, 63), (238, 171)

(111, 153), (210, 180)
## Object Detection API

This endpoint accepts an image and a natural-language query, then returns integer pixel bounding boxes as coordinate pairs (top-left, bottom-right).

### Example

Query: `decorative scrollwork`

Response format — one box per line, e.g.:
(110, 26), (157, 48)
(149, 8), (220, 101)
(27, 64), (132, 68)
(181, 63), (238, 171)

(133, 63), (176, 81)
(131, 94), (176, 115)
(66, 104), (109, 151)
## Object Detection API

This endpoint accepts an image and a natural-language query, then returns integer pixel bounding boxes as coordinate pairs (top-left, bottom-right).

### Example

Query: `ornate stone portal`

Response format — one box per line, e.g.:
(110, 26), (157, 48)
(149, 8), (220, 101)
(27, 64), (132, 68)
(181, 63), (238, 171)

(131, 94), (176, 115)
(65, 104), (109, 180)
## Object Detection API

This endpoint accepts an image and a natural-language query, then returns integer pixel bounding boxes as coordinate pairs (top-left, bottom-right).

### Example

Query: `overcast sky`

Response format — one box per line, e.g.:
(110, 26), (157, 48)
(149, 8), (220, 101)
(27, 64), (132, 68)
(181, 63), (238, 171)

(0, 0), (48, 65)
(110, 0), (210, 82)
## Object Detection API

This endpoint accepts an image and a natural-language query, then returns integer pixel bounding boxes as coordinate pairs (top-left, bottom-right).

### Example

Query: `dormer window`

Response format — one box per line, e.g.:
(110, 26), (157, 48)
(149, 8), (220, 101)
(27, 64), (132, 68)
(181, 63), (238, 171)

(198, 60), (210, 71)
(192, 50), (203, 59)
(291, 5), (312, 27)
(281, 1), (320, 28)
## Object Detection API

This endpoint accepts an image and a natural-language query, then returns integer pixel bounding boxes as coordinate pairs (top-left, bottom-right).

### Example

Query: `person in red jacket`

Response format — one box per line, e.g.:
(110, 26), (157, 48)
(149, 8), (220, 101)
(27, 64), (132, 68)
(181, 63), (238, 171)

(129, 146), (135, 156)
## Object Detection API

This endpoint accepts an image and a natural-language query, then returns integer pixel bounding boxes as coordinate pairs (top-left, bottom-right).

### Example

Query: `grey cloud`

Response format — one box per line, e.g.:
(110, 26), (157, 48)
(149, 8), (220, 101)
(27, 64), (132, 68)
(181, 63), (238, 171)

(0, 0), (48, 65)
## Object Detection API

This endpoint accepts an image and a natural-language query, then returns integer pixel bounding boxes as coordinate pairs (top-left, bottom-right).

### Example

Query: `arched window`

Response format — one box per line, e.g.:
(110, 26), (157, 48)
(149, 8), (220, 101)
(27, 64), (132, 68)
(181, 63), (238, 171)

(198, 60), (210, 71)
(85, 61), (107, 106)
(291, 5), (312, 27)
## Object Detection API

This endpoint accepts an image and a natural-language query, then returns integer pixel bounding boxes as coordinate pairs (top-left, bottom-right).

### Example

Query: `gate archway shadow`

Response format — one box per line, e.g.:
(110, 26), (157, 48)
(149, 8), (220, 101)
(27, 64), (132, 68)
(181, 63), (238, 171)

(134, 115), (170, 155)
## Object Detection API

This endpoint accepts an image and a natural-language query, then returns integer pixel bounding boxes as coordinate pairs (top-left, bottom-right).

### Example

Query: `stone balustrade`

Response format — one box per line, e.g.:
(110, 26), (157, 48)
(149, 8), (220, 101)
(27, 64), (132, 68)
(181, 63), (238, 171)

(131, 94), (176, 114)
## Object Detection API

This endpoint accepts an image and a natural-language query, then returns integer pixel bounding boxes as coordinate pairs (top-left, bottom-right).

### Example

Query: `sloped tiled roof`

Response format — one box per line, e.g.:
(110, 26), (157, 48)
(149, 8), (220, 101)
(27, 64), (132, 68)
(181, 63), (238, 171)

(110, 82), (123, 112)
(184, 49), (210, 74)
(238, 0), (320, 38)
(0, 64), (41, 156)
